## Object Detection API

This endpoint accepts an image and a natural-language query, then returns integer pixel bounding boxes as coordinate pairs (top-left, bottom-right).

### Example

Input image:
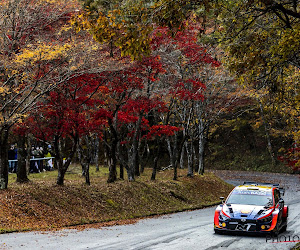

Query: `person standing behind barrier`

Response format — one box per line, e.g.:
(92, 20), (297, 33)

(8, 145), (15, 173)
(13, 145), (17, 173)
(45, 151), (53, 171)
(30, 146), (40, 173)
(37, 147), (44, 172)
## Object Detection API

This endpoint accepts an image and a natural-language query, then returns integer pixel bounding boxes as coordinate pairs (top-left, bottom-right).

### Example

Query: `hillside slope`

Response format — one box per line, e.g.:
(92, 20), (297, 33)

(0, 168), (232, 233)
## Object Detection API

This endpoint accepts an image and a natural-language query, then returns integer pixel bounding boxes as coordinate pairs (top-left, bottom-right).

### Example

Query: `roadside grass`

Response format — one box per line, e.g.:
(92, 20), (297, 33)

(1, 165), (233, 233)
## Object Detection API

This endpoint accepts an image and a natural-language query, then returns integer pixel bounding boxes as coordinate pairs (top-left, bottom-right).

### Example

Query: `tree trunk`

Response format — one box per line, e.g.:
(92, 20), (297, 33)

(26, 135), (32, 174)
(120, 163), (124, 180)
(57, 166), (66, 185)
(107, 119), (118, 183)
(174, 136), (186, 180)
(151, 140), (161, 181)
(151, 155), (158, 181)
(0, 127), (9, 189)
(78, 136), (92, 185)
(95, 136), (100, 172)
(139, 143), (149, 174)
(133, 113), (142, 177)
(134, 152), (140, 177)
(85, 163), (90, 185)
(198, 119), (208, 175)
(56, 133), (78, 186)
(107, 141), (117, 183)
(198, 134), (205, 175)
(186, 140), (194, 177)
(167, 135), (179, 180)
(180, 147), (185, 169)
(55, 136), (64, 185)
(77, 144), (85, 176)
(127, 167), (135, 181)
(126, 113), (142, 181)
(16, 135), (29, 183)
(167, 136), (177, 168)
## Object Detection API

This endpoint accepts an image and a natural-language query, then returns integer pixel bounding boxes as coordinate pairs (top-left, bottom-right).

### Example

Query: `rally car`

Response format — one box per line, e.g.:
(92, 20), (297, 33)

(214, 182), (288, 235)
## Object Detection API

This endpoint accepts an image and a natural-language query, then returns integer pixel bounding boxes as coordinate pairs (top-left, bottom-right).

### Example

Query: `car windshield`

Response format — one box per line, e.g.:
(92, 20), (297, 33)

(226, 189), (273, 206)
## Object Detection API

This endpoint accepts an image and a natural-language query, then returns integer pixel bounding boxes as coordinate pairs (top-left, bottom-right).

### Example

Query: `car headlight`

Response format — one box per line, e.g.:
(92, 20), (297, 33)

(260, 215), (272, 223)
(219, 212), (230, 221)
(257, 209), (273, 221)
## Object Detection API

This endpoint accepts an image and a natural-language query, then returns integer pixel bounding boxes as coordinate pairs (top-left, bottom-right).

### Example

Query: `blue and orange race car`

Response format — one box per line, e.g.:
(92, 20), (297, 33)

(214, 182), (288, 235)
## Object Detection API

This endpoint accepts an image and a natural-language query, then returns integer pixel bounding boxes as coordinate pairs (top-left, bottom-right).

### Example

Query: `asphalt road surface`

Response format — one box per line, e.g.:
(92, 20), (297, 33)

(0, 171), (299, 250)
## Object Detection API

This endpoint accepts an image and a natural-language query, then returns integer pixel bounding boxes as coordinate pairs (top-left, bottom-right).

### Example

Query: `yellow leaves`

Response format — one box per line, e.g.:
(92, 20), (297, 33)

(16, 44), (71, 65)
(0, 87), (7, 94)
(36, 0), (79, 6)
(274, 25), (300, 61)
(71, 13), (92, 33)
(72, 2), (155, 60)
(59, 24), (74, 33)
(37, 0), (59, 3)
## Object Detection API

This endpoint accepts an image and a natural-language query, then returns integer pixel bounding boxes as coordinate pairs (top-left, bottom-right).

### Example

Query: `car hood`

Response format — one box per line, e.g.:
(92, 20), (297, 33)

(222, 204), (273, 220)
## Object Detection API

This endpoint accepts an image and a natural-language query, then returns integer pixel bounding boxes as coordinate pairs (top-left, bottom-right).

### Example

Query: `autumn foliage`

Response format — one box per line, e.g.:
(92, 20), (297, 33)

(0, 0), (298, 192)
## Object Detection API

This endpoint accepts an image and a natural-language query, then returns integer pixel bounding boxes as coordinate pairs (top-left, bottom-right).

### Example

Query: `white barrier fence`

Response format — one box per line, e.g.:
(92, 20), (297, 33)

(8, 157), (55, 162)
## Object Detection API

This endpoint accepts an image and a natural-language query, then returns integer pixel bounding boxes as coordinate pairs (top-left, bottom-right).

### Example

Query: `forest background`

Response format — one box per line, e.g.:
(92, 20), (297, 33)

(0, 0), (299, 232)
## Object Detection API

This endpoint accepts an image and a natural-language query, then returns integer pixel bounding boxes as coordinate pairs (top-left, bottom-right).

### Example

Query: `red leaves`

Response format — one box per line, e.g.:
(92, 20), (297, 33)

(151, 24), (221, 67)
(278, 145), (300, 171)
(146, 125), (181, 139)
(117, 111), (139, 124)
(13, 21), (220, 150)
(19, 73), (109, 140)
(172, 79), (206, 101)
(122, 97), (154, 114)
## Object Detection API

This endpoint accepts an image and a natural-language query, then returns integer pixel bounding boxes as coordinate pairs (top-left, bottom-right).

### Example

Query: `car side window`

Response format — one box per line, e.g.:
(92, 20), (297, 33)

(274, 189), (280, 204)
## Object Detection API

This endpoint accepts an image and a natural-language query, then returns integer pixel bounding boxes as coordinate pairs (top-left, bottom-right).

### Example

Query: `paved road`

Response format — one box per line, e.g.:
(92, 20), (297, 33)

(0, 171), (299, 250)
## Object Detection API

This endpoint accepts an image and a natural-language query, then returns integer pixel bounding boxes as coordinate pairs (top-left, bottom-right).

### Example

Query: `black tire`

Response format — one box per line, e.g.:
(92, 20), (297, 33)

(280, 218), (288, 232)
(271, 224), (280, 237)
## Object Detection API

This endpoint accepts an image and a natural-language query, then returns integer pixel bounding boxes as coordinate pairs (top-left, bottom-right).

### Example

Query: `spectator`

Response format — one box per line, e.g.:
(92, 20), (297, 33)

(30, 146), (40, 173)
(8, 145), (16, 173)
(13, 144), (17, 173)
(44, 151), (53, 171)
(36, 147), (44, 172)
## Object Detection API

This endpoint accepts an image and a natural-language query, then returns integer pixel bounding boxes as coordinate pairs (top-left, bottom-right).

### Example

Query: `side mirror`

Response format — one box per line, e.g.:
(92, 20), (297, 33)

(220, 197), (224, 203)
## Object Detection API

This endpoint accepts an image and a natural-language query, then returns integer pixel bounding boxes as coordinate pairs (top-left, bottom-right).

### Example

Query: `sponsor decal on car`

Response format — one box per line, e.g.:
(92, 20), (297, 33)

(234, 190), (268, 196)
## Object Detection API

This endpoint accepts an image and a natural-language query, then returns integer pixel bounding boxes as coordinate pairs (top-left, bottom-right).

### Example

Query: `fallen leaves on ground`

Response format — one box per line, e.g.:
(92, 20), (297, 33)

(0, 169), (233, 233)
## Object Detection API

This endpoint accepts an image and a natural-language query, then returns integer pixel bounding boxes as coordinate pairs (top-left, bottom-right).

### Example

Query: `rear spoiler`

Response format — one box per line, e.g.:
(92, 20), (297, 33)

(243, 181), (285, 196)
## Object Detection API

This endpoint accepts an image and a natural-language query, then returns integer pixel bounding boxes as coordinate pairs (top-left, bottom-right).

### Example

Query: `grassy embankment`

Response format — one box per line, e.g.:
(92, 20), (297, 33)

(0, 165), (233, 233)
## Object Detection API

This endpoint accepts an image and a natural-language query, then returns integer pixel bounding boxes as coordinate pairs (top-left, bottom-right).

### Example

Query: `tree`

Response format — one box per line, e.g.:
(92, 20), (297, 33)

(0, 0), (81, 189)
(75, 0), (215, 60)
(151, 22), (228, 178)
(26, 73), (107, 185)
(203, 0), (300, 169)
(95, 55), (170, 182)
